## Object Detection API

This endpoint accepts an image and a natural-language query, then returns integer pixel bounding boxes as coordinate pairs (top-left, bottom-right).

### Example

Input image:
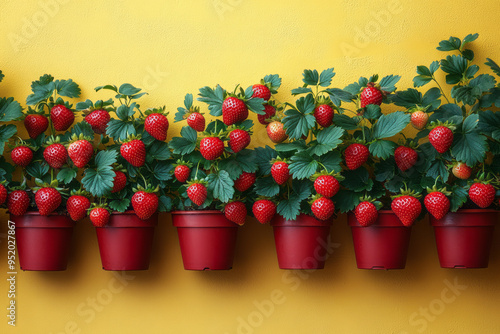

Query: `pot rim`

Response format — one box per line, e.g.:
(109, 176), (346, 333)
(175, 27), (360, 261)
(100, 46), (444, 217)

(10, 211), (69, 217)
(171, 210), (223, 215)
(271, 213), (333, 227)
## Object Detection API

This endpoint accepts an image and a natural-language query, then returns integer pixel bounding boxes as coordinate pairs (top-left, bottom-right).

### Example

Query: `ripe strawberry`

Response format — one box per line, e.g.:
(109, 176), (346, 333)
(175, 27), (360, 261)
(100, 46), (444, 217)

(187, 183), (207, 206)
(67, 195), (91, 221)
(145, 113), (169, 141)
(271, 161), (290, 185)
(452, 162), (472, 180)
(314, 104), (334, 127)
(252, 199), (276, 224)
(120, 139), (146, 167)
(311, 197), (335, 220)
(43, 143), (68, 169)
(90, 208), (110, 227)
(267, 121), (287, 143)
(429, 126), (453, 153)
(11, 146), (33, 167)
(35, 187), (61, 216)
(469, 183), (495, 208)
(111, 171), (127, 193)
(391, 195), (422, 226)
(24, 114), (49, 138)
(7, 190), (30, 216)
(258, 105), (276, 125)
(229, 129), (250, 153)
(174, 165), (191, 183)
(68, 139), (93, 168)
(424, 192), (450, 220)
(234, 172), (256, 192)
(360, 85), (383, 108)
(410, 111), (429, 130)
(252, 84), (271, 101)
(314, 175), (340, 198)
(132, 191), (159, 220)
(0, 184), (7, 205)
(394, 146), (418, 172)
(187, 112), (205, 132)
(355, 201), (378, 226)
(344, 143), (369, 170)
(50, 104), (74, 131)
(222, 97), (248, 125)
(224, 201), (247, 225)
(85, 109), (110, 134)
(200, 137), (225, 160)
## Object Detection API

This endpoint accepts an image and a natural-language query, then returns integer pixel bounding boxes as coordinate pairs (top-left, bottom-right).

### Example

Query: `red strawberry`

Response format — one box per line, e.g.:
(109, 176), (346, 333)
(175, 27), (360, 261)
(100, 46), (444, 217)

(120, 139), (146, 167)
(311, 197), (335, 220)
(271, 161), (290, 185)
(252, 199), (276, 224)
(394, 146), (418, 172)
(7, 190), (30, 216)
(0, 184), (7, 205)
(314, 175), (340, 198)
(67, 195), (91, 221)
(43, 143), (68, 169)
(391, 195), (422, 226)
(35, 187), (61, 216)
(85, 109), (110, 134)
(314, 104), (334, 127)
(145, 113), (169, 141)
(345, 143), (369, 170)
(174, 165), (191, 183)
(111, 171), (127, 193)
(24, 114), (48, 138)
(424, 192), (450, 220)
(11, 146), (33, 167)
(234, 172), (256, 192)
(267, 121), (287, 143)
(354, 201), (378, 226)
(68, 139), (93, 168)
(452, 162), (472, 180)
(411, 111), (429, 130)
(229, 129), (250, 153)
(360, 85), (383, 108)
(50, 104), (74, 131)
(469, 183), (495, 208)
(132, 191), (159, 220)
(90, 208), (110, 227)
(258, 105), (276, 125)
(252, 84), (271, 101)
(224, 201), (247, 225)
(429, 126), (453, 153)
(200, 137), (225, 160)
(187, 183), (207, 206)
(187, 112), (205, 132)
(222, 97), (248, 125)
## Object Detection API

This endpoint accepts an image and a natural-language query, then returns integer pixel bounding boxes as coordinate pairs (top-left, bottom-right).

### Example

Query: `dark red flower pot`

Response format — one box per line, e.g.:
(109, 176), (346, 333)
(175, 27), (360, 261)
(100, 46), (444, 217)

(271, 214), (333, 270)
(172, 210), (239, 270)
(430, 209), (498, 268)
(95, 211), (158, 271)
(10, 212), (75, 271)
(348, 210), (411, 270)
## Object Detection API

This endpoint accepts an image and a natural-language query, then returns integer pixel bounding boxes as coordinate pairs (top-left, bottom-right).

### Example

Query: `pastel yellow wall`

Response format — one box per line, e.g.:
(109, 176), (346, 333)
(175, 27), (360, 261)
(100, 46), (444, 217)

(2, 1), (500, 333)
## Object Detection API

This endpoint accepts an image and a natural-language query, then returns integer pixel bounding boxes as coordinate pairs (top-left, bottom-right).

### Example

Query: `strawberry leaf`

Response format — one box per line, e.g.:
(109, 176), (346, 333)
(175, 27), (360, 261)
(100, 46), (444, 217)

(82, 168), (114, 197)
(205, 120), (227, 134)
(369, 140), (397, 159)
(393, 89), (423, 107)
(175, 107), (188, 122)
(95, 85), (118, 93)
(333, 189), (360, 213)
(413, 75), (432, 88)
(207, 170), (234, 203)
(451, 132), (487, 166)
(147, 141), (171, 162)
(0, 124), (17, 155)
(275, 141), (307, 153)
(26, 74), (55, 105)
(54, 79), (81, 98)
(184, 93), (193, 110)
(441, 55), (468, 84)
(116, 103), (137, 120)
(307, 126), (344, 156)
(283, 109), (315, 140)
(263, 74), (282, 92)
(0, 97), (22, 122)
(296, 94), (315, 114)
(169, 126), (197, 155)
(254, 146), (277, 176)
(302, 69), (319, 86)
(158, 195), (172, 212)
(437, 36), (461, 51)
(318, 68), (335, 87)
(462, 33), (479, 48)
(430, 103), (463, 125)
(246, 97), (265, 115)
(341, 167), (373, 192)
(485, 58), (500, 77)
(254, 176), (280, 197)
(110, 199), (130, 212)
(152, 162), (173, 181)
(197, 85), (224, 116)
(317, 150), (342, 173)
(96, 150), (118, 169)
(106, 119), (136, 141)
(325, 88), (354, 105)
(372, 111), (410, 139)
(234, 149), (258, 173)
(218, 159), (243, 179)
(118, 83), (141, 96)
(426, 160), (449, 182)
(56, 167), (78, 184)
(449, 185), (468, 212)
(333, 114), (359, 130)
(364, 104), (382, 120)
(291, 87), (313, 96)
(379, 75), (401, 92)
(69, 121), (94, 138)
(25, 162), (50, 179)
(478, 110), (500, 140)
(277, 194), (302, 220)
(343, 82), (361, 95)
(290, 151), (318, 180)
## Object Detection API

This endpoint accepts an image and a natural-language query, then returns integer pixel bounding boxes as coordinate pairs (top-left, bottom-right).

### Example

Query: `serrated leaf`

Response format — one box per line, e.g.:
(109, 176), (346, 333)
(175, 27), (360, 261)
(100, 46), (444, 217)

(291, 87), (313, 96)
(289, 152), (318, 179)
(485, 58), (500, 77)
(413, 75), (433, 88)
(277, 195), (302, 220)
(333, 114), (359, 130)
(197, 85), (224, 116)
(82, 168), (115, 196)
(341, 167), (373, 192)
(234, 149), (258, 173)
(343, 82), (361, 95)
(118, 83), (141, 96)
(218, 159), (243, 179)
(302, 69), (319, 86)
(70, 121), (94, 138)
(462, 33), (478, 46)
(158, 195), (172, 212)
(0, 124), (17, 155)
(25, 162), (50, 179)
(319, 151), (342, 173)
(426, 160), (449, 182)
(106, 119), (136, 141)
(333, 189), (360, 213)
(478, 110), (500, 139)
(451, 132), (487, 166)
(392, 89), (423, 107)
(308, 126), (344, 156)
(369, 140), (397, 159)
(275, 141), (307, 152)
(263, 74), (282, 90)
(326, 88), (354, 105)
(152, 162), (173, 181)
(430, 104), (463, 125)
(283, 109), (315, 139)
(96, 150), (117, 169)
(416, 66), (432, 77)
(184, 93), (193, 109)
(422, 87), (442, 109)
(364, 104), (382, 120)
(437, 36), (461, 51)
(318, 68), (335, 87)
(148, 141), (171, 161)
(254, 177), (280, 197)
(110, 199), (131, 212)
(462, 114), (479, 133)
(116, 103), (136, 120)
(449, 185), (468, 212)
(246, 97), (265, 115)
(254, 146), (277, 176)
(379, 75), (401, 92)
(441, 55), (468, 84)
(54, 79), (81, 98)
(56, 167), (77, 184)
(207, 170), (234, 203)
(95, 84), (118, 92)
(375, 157), (396, 182)
(0, 97), (23, 122)
(430, 61), (440, 74)
(372, 112), (410, 139)
(26, 74), (55, 105)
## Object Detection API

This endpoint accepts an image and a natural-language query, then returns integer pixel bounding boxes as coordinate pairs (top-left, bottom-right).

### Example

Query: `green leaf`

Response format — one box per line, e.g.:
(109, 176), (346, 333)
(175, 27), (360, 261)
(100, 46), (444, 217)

(0, 97), (23, 122)
(275, 141), (307, 152)
(207, 170), (234, 203)
(333, 189), (360, 213)
(234, 149), (258, 173)
(283, 109), (316, 139)
(291, 87), (313, 96)
(118, 83), (141, 96)
(449, 185), (468, 212)
(426, 160), (449, 182)
(430, 104), (463, 125)
(26, 74), (55, 105)
(462, 114), (479, 133)
(254, 177), (280, 197)
(333, 114), (359, 130)
(430, 61), (440, 74)
(95, 84), (118, 93)
(26, 162), (50, 179)
(416, 65), (432, 77)
(82, 168), (115, 197)
(54, 79), (81, 98)
(197, 85), (224, 116)
(465, 65), (479, 78)
(70, 121), (94, 138)
(263, 74), (282, 91)
(364, 104), (382, 120)
(470, 74), (497, 92)
(0, 70), (4, 82)
(478, 110), (500, 139)
(184, 93), (193, 109)
(440, 55), (468, 84)
(147, 141), (171, 161)
(451, 132), (487, 166)
(246, 97), (265, 115)
(308, 126), (344, 156)
(485, 58), (500, 77)
(254, 146), (277, 175)
(0, 124), (17, 155)
(106, 119), (136, 141)
(116, 103), (136, 120)
(375, 157), (396, 182)
(295, 94), (315, 114)
(372, 112), (410, 139)
(152, 162), (173, 181)
(369, 140), (397, 159)
(422, 87), (442, 109)
(343, 82), (361, 95)
(277, 194), (302, 220)
(413, 75), (432, 87)
(292, 179), (312, 202)
(341, 167), (373, 192)
(319, 151), (342, 173)
(218, 159), (243, 179)
(392, 89), (422, 107)
(326, 88), (354, 105)
(462, 33), (478, 46)
(318, 68), (335, 87)
(158, 195), (172, 212)
(96, 150), (118, 169)
(437, 36), (461, 51)
(289, 152), (318, 179)
(56, 168), (78, 184)
(169, 126), (197, 155)
(109, 199), (129, 212)
(379, 75), (401, 92)
(302, 69), (319, 86)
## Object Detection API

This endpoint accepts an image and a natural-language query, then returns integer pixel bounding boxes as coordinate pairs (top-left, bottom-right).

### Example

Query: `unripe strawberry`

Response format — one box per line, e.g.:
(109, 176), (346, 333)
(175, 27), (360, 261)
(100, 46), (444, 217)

(314, 175), (340, 198)
(24, 114), (49, 138)
(187, 183), (207, 206)
(7, 190), (30, 216)
(344, 143), (369, 170)
(394, 146), (418, 172)
(85, 109), (110, 134)
(429, 126), (453, 154)
(11, 146), (33, 167)
(314, 104), (334, 127)
(424, 192), (450, 220)
(35, 187), (61, 216)
(258, 105), (276, 125)
(252, 199), (276, 224)
(271, 161), (290, 185)
(311, 197), (335, 220)
(145, 113), (169, 141)
(224, 201), (247, 225)
(410, 111), (429, 130)
(354, 202), (378, 227)
(267, 121), (287, 143)
(200, 137), (225, 160)
(452, 162), (472, 180)
(50, 104), (74, 131)
(469, 183), (495, 208)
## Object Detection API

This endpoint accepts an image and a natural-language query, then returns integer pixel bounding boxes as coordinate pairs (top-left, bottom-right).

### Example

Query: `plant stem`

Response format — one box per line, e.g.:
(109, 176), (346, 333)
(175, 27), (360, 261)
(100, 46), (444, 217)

(433, 77), (450, 104)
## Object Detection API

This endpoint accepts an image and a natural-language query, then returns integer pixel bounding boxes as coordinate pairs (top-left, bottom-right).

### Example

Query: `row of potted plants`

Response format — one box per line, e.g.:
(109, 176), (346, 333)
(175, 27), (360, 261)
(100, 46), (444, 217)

(1, 33), (499, 271)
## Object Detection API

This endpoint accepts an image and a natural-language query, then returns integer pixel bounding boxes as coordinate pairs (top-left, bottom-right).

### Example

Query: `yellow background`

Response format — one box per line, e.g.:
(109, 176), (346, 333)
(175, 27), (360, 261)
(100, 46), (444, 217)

(2, 0), (500, 333)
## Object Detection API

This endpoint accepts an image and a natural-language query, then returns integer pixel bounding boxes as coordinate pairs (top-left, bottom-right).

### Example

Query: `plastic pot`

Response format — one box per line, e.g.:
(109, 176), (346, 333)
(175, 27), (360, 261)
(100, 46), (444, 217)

(271, 214), (333, 270)
(430, 209), (498, 268)
(10, 212), (75, 271)
(348, 210), (411, 270)
(171, 210), (239, 270)
(95, 211), (158, 271)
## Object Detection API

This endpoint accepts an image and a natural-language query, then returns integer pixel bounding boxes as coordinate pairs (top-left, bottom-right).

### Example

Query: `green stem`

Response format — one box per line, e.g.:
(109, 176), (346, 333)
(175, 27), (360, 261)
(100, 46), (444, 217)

(433, 77), (450, 104)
